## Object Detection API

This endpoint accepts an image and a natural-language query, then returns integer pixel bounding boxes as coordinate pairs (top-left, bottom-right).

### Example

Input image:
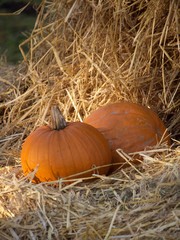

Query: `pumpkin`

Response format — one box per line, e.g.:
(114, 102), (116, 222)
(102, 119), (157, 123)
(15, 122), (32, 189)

(84, 101), (170, 171)
(21, 106), (112, 183)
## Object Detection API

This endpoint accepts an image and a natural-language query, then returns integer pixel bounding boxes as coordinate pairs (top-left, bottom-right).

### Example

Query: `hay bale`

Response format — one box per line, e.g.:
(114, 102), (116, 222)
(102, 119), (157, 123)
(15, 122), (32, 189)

(2, 1), (180, 142)
(0, 0), (180, 238)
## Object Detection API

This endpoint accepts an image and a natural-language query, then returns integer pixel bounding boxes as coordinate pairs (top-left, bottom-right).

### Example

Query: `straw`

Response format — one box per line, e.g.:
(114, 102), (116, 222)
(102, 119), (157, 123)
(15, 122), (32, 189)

(0, 0), (179, 238)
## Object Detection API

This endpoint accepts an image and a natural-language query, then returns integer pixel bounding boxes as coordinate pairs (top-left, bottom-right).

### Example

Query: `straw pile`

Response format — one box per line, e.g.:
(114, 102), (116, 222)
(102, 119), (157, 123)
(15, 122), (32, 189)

(0, 0), (180, 239)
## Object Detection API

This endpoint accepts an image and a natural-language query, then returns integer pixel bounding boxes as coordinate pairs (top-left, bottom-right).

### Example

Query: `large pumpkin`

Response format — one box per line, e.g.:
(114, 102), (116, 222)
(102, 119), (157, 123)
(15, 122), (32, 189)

(21, 106), (112, 183)
(84, 101), (170, 171)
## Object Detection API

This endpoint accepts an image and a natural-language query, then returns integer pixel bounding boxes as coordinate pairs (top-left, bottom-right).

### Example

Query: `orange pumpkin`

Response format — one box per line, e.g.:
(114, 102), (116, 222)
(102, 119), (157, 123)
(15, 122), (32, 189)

(84, 101), (170, 171)
(21, 106), (112, 183)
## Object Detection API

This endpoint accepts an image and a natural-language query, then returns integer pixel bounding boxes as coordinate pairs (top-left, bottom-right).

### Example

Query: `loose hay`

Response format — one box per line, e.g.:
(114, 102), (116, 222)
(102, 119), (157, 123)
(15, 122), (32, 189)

(0, 148), (180, 239)
(0, 0), (180, 239)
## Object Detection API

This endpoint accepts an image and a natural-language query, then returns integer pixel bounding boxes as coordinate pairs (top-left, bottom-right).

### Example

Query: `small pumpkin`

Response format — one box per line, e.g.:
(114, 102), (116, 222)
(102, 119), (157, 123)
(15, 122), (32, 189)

(21, 106), (112, 183)
(84, 101), (170, 171)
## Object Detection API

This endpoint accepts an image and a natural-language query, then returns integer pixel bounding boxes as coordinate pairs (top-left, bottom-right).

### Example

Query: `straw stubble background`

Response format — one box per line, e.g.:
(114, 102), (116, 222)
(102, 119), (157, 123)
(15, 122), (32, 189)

(0, 0), (180, 239)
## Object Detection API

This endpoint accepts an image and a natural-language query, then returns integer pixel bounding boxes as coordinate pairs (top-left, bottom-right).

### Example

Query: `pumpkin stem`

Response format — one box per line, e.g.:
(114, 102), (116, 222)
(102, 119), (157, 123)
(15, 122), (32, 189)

(51, 106), (67, 130)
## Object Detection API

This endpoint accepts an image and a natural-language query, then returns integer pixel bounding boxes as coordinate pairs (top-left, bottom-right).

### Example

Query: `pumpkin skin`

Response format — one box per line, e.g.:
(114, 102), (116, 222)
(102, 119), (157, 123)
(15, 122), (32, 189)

(21, 107), (112, 183)
(84, 102), (170, 171)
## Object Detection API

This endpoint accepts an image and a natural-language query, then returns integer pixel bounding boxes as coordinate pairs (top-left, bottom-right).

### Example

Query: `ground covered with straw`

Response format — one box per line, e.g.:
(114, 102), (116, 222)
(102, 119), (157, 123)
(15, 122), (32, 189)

(0, 0), (180, 239)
